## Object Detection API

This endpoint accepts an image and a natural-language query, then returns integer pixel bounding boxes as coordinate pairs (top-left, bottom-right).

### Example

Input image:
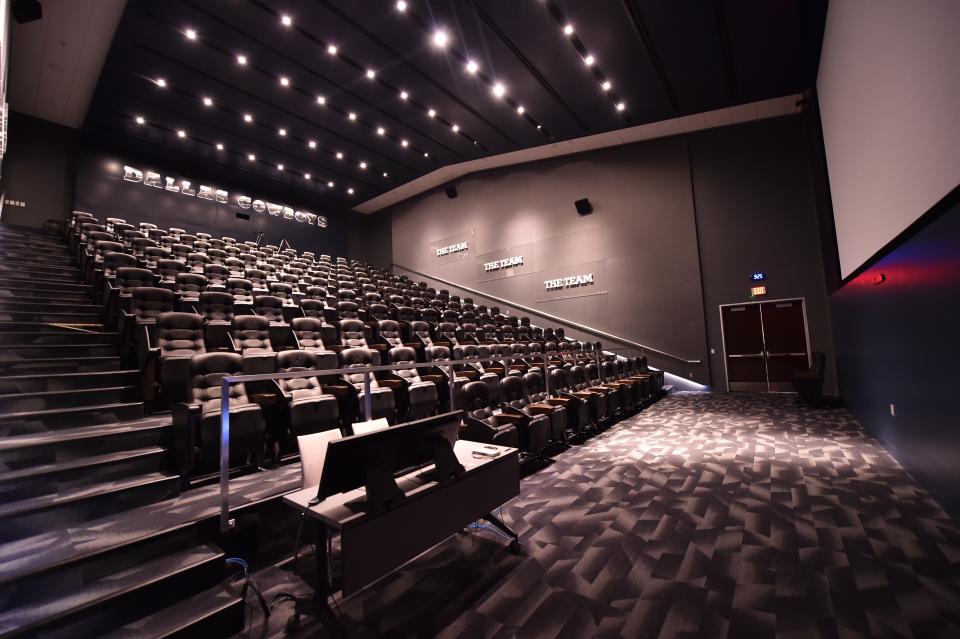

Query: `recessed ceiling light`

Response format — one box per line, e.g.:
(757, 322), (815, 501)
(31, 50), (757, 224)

(327, 44), (338, 55)
(177, 130), (186, 138)
(237, 54), (247, 65)
(492, 83), (506, 98)
(281, 14), (292, 27)
(155, 78), (166, 88)
(202, 96), (213, 107)
(336, 152), (343, 159)
(305, 173), (311, 180)
(451, 124), (459, 132)
(277, 164), (284, 171)
(396, 0), (407, 11)
(185, 28), (197, 40)
(616, 102), (626, 111)
(279, 76), (290, 87)
(316, 95), (326, 105)
(216, 143), (224, 150)
(243, 113), (253, 122)
(248, 153), (256, 161)
(536, 124), (542, 129)
(348, 112), (356, 121)
(516, 105), (525, 114)
(359, 161), (367, 169)
(135, 116), (145, 125)
(602, 80), (612, 91)
(584, 55), (595, 66)
(308, 140), (317, 149)
(432, 30), (448, 48)
(327, 181), (334, 187)
(423, 152), (429, 157)
(466, 59), (479, 74)
(382, 172), (389, 177)
(376, 127), (385, 136)
(427, 109), (436, 118)
(401, 139), (409, 147)
(366, 69), (376, 79)
(347, 188), (355, 194)
(278, 128), (287, 136)
(563, 24), (574, 36)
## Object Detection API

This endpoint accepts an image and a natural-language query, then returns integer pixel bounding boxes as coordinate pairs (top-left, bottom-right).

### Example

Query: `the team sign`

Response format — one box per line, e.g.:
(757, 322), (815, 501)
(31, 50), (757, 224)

(544, 273), (594, 290)
(436, 241), (469, 256)
(122, 165), (327, 228)
(484, 256), (524, 271)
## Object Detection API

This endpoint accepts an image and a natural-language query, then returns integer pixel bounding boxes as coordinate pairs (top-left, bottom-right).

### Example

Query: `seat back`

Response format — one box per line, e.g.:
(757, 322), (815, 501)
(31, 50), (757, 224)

(198, 291), (234, 322)
(253, 295), (285, 323)
(157, 312), (206, 357)
(231, 315), (273, 353)
(131, 287), (176, 321)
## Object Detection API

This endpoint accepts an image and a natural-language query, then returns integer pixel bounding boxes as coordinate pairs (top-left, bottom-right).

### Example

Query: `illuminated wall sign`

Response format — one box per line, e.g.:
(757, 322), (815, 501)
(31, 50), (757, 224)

(436, 241), (468, 257)
(750, 272), (766, 282)
(544, 273), (594, 290)
(484, 255), (523, 271)
(751, 285), (767, 297)
(122, 165), (328, 228)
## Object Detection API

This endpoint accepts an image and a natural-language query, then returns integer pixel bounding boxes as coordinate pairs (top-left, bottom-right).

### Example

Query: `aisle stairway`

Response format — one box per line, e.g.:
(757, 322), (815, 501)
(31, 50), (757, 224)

(0, 225), (244, 638)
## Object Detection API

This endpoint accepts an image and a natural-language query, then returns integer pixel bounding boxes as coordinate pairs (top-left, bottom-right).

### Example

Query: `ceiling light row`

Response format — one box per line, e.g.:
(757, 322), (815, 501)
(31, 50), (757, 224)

(132, 114), (358, 195)
(553, 9), (627, 115)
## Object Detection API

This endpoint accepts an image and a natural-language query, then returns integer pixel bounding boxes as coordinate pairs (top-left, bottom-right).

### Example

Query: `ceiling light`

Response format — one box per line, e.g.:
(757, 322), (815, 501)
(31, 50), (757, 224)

(466, 60), (479, 74)
(584, 54), (594, 66)
(243, 113), (253, 122)
(396, 0), (407, 11)
(427, 109), (436, 118)
(281, 14), (292, 27)
(155, 78), (166, 88)
(516, 105), (525, 115)
(376, 127), (385, 136)
(202, 96), (213, 107)
(185, 28), (197, 40)
(401, 139), (409, 147)
(451, 124), (459, 132)
(359, 161), (367, 169)
(278, 128), (287, 136)
(305, 173), (311, 180)
(347, 188), (355, 195)
(492, 83), (505, 98)
(602, 80), (612, 91)
(237, 54), (247, 65)
(432, 30), (448, 48)
(279, 76), (290, 87)
(536, 124), (542, 129)
(348, 112), (356, 121)
(366, 69), (376, 79)
(336, 152), (343, 159)
(400, 90), (409, 100)
(327, 181), (334, 188)
(383, 172), (389, 177)
(177, 130), (186, 138)
(248, 153), (256, 161)
(216, 143), (224, 150)
(308, 140), (317, 149)
(134, 116), (145, 125)
(563, 24), (574, 36)
(316, 95), (326, 105)
(327, 44), (337, 55)
(423, 152), (429, 157)
(616, 102), (626, 111)
(277, 163), (285, 171)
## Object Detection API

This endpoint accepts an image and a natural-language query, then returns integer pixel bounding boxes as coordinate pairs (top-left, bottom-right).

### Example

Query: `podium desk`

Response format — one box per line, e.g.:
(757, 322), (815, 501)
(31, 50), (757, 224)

(284, 439), (520, 630)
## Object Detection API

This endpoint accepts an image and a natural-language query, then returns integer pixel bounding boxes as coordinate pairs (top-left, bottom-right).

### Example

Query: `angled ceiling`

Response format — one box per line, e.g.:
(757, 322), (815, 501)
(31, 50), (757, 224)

(81, 0), (827, 210)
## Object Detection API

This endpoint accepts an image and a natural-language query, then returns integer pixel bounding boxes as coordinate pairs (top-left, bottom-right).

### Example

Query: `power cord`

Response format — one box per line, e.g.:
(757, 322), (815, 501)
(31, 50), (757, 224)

(225, 557), (270, 633)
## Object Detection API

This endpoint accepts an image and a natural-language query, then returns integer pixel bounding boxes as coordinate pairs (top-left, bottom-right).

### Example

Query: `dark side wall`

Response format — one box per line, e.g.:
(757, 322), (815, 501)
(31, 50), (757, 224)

(74, 146), (348, 258)
(1, 112), (78, 228)
(830, 194), (960, 516)
(382, 114), (835, 388)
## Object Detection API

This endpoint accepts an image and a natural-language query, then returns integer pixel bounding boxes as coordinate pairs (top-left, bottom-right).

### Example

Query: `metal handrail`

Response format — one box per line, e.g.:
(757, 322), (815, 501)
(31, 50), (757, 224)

(217, 347), (636, 531)
(392, 263), (702, 365)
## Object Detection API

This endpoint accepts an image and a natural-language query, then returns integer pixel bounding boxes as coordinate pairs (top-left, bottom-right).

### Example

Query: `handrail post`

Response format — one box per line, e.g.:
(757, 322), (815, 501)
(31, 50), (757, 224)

(543, 360), (551, 397)
(219, 377), (234, 533)
(448, 363), (456, 410)
(362, 371), (372, 422)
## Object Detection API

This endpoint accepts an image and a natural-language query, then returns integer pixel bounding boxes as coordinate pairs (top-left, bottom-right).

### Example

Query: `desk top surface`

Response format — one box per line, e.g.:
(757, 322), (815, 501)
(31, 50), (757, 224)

(283, 439), (518, 529)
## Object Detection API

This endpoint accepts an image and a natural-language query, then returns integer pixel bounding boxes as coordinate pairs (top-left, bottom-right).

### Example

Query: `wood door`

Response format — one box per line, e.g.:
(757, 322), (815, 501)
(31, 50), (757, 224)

(721, 304), (768, 391)
(760, 300), (809, 391)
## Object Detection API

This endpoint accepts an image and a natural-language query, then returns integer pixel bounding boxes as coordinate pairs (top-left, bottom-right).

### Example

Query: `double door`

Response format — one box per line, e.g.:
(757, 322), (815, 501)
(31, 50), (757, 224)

(720, 298), (810, 392)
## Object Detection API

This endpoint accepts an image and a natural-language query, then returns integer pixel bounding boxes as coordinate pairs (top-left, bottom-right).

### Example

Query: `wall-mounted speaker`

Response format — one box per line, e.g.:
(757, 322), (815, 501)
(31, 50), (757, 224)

(575, 198), (593, 216)
(445, 186), (458, 199)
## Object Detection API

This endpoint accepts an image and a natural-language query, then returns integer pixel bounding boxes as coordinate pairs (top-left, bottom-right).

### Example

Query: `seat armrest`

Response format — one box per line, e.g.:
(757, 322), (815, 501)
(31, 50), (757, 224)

(527, 403), (555, 415)
(377, 378), (406, 391)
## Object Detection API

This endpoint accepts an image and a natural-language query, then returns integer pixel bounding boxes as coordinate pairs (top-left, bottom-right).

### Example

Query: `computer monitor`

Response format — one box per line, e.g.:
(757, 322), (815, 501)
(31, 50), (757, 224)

(313, 411), (464, 512)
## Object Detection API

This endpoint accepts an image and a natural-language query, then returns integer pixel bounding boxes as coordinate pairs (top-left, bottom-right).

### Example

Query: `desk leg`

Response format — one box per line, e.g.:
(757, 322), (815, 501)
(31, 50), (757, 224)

(313, 521), (347, 638)
(483, 511), (523, 553)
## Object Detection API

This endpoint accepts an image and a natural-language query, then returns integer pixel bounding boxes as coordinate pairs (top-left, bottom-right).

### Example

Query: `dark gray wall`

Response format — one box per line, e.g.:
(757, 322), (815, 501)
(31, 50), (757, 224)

(348, 210), (392, 270)
(830, 195), (960, 516)
(388, 136), (709, 382)
(384, 115), (835, 388)
(74, 147), (348, 257)
(691, 117), (837, 393)
(1, 112), (78, 228)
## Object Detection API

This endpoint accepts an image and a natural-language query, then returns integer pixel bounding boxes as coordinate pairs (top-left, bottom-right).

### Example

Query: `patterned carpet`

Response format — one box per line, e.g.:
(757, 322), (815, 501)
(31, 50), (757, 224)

(245, 392), (960, 638)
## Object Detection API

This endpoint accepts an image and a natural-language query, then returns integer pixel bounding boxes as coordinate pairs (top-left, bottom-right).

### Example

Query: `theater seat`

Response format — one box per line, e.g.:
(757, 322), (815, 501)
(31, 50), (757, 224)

(383, 346), (438, 420)
(520, 371), (568, 443)
(198, 291), (234, 349)
(460, 381), (520, 448)
(230, 315), (276, 374)
(156, 312), (207, 405)
(341, 347), (395, 424)
(275, 350), (340, 453)
(499, 375), (551, 454)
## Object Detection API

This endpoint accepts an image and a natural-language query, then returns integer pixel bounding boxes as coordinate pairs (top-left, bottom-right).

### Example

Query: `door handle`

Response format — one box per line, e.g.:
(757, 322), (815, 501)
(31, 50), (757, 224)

(728, 353), (764, 358)
(767, 352), (807, 357)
